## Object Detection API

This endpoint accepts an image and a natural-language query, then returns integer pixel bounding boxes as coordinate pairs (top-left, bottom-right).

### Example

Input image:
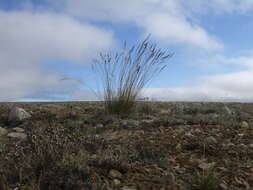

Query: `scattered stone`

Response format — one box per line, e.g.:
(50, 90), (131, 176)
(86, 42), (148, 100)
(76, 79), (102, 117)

(0, 127), (8, 136)
(198, 162), (216, 170)
(226, 142), (235, 147)
(8, 107), (31, 122)
(109, 169), (123, 179)
(184, 132), (193, 137)
(113, 179), (121, 186)
(96, 123), (104, 128)
(121, 120), (139, 129)
(194, 128), (201, 133)
(238, 143), (247, 149)
(204, 136), (217, 144)
(220, 183), (228, 189)
(241, 121), (249, 128)
(122, 186), (137, 190)
(160, 109), (168, 114)
(7, 132), (27, 140)
(249, 144), (253, 148)
(12, 127), (25, 133)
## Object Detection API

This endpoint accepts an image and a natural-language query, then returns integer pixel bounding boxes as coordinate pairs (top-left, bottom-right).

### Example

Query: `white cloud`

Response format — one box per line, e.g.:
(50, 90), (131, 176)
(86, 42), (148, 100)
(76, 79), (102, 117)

(143, 54), (253, 102)
(50, 0), (223, 51)
(0, 11), (115, 100)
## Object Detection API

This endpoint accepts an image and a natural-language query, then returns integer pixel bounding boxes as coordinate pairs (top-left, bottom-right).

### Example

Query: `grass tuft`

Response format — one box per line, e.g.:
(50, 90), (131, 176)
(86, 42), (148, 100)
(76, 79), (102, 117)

(92, 36), (172, 116)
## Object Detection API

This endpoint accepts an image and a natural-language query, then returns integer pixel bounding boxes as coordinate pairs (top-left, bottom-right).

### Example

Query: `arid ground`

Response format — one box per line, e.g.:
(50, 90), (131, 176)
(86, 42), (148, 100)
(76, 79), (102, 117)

(0, 102), (253, 190)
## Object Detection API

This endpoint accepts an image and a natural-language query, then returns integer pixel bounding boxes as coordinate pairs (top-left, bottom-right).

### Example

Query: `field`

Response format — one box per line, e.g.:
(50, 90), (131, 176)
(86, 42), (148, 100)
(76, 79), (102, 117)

(0, 101), (253, 190)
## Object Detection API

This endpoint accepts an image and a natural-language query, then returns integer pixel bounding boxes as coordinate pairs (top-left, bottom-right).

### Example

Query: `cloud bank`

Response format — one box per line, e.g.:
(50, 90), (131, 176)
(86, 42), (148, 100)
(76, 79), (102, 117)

(0, 11), (114, 100)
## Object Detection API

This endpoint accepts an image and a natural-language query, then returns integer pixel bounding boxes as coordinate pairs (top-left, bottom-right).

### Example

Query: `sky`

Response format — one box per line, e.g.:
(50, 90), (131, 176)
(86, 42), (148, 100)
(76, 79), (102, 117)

(1, 0), (253, 102)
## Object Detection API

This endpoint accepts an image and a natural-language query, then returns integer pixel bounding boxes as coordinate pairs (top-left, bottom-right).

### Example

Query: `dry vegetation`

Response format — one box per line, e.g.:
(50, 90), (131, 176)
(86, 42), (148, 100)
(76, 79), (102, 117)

(0, 101), (253, 190)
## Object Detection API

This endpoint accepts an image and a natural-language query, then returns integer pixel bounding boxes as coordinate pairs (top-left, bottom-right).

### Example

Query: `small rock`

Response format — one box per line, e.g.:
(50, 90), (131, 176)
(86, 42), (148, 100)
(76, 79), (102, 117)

(0, 127), (8, 136)
(185, 132), (193, 137)
(7, 132), (27, 140)
(122, 186), (137, 190)
(121, 120), (139, 129)
(226, 142), (234, 147)
(241, 121), (249, 128)
(194, 129), (201, 133)
(12, 127), (25, 133)
(249, 144), (253, 148)
(160, 109), (168, 114)
(238, 143), (247, 149)
(220, 183), (228, 189)
(113, 179), (121, 186)
(198, 162), (216, 170)
(96, 123), (104, 128)
(8, 107), (31, 122)
(204, 136), (217, 144)
(109, 169), (123, 179)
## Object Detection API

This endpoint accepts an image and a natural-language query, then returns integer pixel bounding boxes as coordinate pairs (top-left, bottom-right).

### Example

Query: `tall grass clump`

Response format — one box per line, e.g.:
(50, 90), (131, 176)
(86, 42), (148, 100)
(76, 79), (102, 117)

(92, 36), (172, 115)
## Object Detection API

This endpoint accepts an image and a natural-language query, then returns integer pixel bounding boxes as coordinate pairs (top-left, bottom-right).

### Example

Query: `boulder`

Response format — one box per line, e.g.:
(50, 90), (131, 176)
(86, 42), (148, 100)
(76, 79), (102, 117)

(8, 107), (31, 122)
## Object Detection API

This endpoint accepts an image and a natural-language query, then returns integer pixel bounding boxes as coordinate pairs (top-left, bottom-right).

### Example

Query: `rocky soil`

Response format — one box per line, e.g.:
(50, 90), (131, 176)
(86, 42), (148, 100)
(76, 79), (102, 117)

(0, 101), (253, 190)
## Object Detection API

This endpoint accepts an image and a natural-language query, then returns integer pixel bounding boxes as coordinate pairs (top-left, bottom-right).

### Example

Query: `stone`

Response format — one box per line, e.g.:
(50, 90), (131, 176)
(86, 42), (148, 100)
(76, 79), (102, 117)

(0, 127), (8, 136)
(7, 132), (27, 140)
(8, 107), (31, 122)
(12, 127), (25, 133)
(241, 121), (249, 128)
(113, 179), (121, 186)
(204, 136), (217, 144)
(121, 120), (139, 129)
(109, 169), (123, 179)
(238, 143), (247, 149)
(249, 144), (253, 148)
(220, 183), (228, 190)
(122, 186), (137, 190)
(198, 162), (216, 170)
(96, 124), (104, 128)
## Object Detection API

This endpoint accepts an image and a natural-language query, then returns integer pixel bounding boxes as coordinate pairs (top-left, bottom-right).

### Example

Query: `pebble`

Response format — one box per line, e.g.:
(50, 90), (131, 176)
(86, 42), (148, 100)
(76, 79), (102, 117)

(122, 186), (137, 190)
(204, 136), (217, 144)
(7, 132), (27, 140)
(12, 127), (25, 133)
(113, 179), (121, 186)
(241, 121), (249, 128)
(109, 169), (123, 179)
(0, 127), (8, 136)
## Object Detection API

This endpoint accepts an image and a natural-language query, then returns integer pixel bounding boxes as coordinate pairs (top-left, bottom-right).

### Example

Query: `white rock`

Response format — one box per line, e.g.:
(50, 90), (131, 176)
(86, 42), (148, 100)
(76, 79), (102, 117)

(198, 162), (216, 170)
(12, 127), (25, 133)
(113, 179), (121, 186)
(8, 107), (31, 122)
(241, 121), (249, 128)
(204, 136), (217, 144)
(7, 132), (27, 140)
(109, 169), (123, 179)
(96, 124), (104, 128)
(0, 127), (8, 136)
(122, 186), (137, 190)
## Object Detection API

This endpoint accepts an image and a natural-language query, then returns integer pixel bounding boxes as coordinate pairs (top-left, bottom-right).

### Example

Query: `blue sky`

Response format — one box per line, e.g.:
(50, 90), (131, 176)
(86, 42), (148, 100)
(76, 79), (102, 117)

(1, 0), (253, 101)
